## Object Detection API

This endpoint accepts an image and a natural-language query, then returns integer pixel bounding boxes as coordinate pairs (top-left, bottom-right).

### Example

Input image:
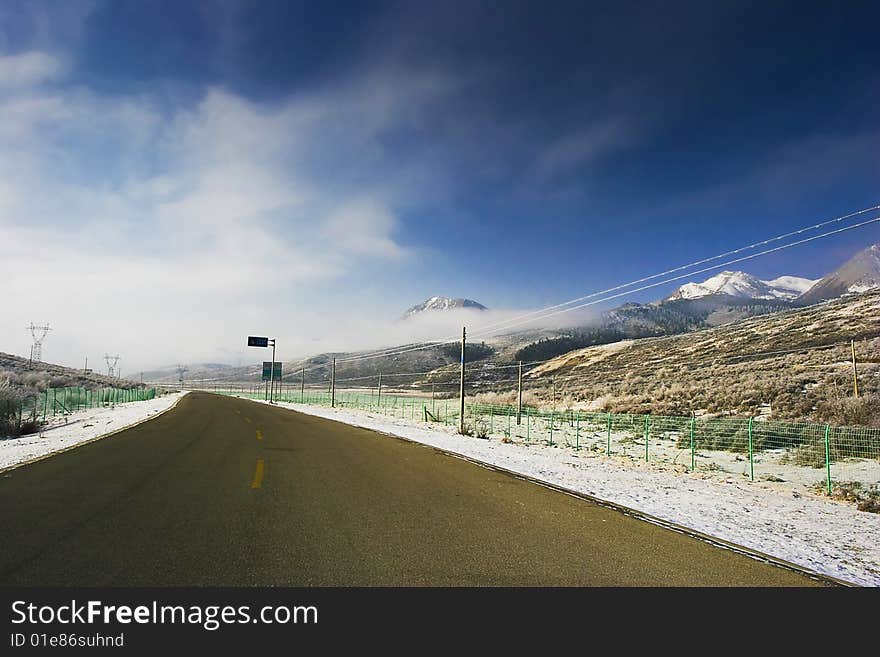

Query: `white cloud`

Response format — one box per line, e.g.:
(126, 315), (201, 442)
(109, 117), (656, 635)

(0, 51), (441, 370)
(0, 51), (64, 88)
(324, 199), (409, 259)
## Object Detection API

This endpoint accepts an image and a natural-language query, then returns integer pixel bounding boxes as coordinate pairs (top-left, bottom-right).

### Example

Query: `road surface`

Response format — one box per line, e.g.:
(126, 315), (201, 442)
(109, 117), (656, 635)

(0, 392), (824, 586)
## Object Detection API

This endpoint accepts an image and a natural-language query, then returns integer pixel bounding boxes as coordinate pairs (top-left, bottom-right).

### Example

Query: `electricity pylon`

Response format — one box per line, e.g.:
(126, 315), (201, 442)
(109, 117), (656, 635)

(27, 323), (51, 363)
(104, 354), (121, 378)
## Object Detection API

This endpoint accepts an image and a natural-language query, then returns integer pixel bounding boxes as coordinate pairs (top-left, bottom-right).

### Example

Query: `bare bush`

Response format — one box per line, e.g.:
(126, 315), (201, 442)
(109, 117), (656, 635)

(814, 396), (880, 428)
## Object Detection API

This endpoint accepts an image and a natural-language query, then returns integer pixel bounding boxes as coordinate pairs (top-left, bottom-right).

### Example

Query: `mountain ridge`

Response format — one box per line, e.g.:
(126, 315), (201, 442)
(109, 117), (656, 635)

(797, 243), (880, 305)
(402, 296), (488, 319)
(666, 270), (817, 301)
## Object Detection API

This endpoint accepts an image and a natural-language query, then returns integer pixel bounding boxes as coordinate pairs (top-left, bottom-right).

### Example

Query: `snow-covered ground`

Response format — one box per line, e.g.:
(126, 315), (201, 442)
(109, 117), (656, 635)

(247, 397), (880, 587)
(0, 392), (187, 472)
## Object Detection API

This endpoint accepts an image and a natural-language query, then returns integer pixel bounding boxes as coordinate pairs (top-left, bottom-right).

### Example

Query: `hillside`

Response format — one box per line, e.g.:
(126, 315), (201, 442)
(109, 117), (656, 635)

(518, 290), (880, 423)
(0, 351), (141, 393)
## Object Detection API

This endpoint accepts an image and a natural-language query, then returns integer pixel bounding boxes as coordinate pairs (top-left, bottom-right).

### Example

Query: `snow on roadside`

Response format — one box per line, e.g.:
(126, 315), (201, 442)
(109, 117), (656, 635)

(256, 398), (880, 587)
(0, 392), (188, 472)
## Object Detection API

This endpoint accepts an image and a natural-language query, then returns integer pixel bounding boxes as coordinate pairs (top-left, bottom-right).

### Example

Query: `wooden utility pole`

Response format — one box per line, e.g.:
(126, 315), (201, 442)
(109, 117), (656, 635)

(517, 360), (523, 425)
(459, 326), (466, 434)
(331, 357), (336, 407)
(851, 339), (860, 398)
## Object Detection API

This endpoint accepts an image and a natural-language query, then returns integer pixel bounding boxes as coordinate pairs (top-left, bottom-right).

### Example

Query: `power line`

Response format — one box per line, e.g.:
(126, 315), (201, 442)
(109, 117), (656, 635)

(467, 214), (880, 340)
(450, 203), (880, 339)
(309, 206), (880, 368)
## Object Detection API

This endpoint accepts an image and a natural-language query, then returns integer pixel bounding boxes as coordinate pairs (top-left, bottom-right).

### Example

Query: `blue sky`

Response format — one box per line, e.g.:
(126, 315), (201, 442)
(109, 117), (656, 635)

(1, 1), (879, 370)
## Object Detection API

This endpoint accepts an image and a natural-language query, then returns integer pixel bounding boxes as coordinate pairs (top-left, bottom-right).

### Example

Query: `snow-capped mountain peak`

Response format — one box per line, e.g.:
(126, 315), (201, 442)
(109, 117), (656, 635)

(402, 296), (488, 319)
(797, 243), (880, 305)
(667, 271), (817, 301)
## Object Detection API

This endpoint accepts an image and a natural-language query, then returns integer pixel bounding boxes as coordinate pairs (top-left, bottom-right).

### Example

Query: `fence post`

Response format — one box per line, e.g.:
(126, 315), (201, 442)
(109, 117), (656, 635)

(526, 408), (530, 443)
(644, 415), (650, 462)
(606, 412), (611, 455)
(548, 411), (554, 446)
(575, 412), (580, 450)
(747, 417), (755, 481)
(690, 414), (696, 472)
(824, 424), (832, 495)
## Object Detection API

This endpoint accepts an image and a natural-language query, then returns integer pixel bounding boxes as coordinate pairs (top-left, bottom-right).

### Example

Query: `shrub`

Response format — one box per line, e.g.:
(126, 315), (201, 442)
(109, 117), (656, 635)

(814, 396), (880, 428)
(0, 386), (39, 437)
(821, 481), (880, 513)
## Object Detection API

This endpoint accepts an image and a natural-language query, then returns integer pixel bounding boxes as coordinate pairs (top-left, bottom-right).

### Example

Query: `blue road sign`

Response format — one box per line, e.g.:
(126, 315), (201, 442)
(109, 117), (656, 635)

(248, 336), (269, 347)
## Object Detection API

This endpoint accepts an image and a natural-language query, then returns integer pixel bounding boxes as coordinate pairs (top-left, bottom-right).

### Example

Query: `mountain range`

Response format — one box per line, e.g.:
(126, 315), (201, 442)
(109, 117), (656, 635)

(138, 242), (880, 385)
(665, 243), (880, 305)
(665, 271), (816, 301)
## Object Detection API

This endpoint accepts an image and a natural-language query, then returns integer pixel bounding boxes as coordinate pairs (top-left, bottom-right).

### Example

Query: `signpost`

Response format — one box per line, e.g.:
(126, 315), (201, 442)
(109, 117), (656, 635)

(248, 336), (277, 402)
(262, 362), (282, 380)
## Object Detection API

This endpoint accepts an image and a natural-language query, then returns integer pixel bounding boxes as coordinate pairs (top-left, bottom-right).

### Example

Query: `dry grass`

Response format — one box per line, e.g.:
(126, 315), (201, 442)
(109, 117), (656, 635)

(513, 292), (880, 423)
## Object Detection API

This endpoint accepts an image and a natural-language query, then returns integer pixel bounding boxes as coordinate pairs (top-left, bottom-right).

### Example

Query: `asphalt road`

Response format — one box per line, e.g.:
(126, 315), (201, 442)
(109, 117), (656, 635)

(0, 392), (824, 586)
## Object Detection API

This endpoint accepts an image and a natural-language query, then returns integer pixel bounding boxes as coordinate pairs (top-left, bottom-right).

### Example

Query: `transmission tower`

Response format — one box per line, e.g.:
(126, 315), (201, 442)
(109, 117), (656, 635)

(27, 323), (51, 363)
(104, 353), (121, 378)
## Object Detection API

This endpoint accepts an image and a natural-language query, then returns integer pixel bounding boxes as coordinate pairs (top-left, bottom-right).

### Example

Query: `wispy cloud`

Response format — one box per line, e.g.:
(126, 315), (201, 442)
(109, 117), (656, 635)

(0, 49), (464, 369)
(534, 118), (633, 180)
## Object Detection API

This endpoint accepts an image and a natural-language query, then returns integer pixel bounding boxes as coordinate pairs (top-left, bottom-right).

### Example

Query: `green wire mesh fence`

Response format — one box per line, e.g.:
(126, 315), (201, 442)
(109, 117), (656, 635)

(1, 386), (159, 438)
(215, 386), (879, 496)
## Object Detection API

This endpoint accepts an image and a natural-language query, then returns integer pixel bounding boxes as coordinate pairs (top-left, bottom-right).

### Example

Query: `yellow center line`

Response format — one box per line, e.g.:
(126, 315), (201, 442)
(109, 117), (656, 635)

(250, 459), (265, 489)
(255, 429), (263, 441)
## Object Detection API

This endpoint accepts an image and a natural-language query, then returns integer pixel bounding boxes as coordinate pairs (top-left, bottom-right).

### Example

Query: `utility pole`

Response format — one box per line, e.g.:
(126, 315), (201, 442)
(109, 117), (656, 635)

(84, 356), (88, 373)
(851, 339), (860, 398)
(301, 367), (305, 403)
(377, 372), (382, 407)
(176, 364), (187, 389)
(331, 358), (336, 408)
(459, 326), (466, 434)
(432, 381), (435, 415)
(517, 360), (523, 425)
(268, 338), (276, 403)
